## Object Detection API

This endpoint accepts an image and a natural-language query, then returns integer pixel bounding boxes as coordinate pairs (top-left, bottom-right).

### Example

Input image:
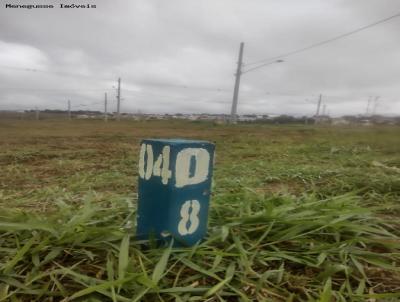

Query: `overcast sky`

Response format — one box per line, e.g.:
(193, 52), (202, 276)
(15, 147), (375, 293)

(0, 0), (399, 116)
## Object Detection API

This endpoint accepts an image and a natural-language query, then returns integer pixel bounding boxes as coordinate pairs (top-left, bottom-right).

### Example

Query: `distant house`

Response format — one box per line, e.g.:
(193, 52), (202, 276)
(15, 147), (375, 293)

(76, 114), (89, 119)
(360, 119), (372, 126)
(238, 114), (257, 122)
(331, 118), (350, 125)
(314, 115), (331, 124)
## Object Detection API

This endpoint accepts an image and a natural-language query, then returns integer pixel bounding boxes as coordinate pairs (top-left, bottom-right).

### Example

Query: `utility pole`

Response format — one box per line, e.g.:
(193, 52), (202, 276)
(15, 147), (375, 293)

(68, 100), (71, 120)
(104, 92), (108, 122)
(372, 96), (380, 115)
(230, 42), (244, 124)
(322, 103), (327, 116)
(316, 94), (322, 116)
(366, 96), (372, 116)
(314, 94), (322, 125)
(116, 78), (121, 121)
(35, 107), (40, 120)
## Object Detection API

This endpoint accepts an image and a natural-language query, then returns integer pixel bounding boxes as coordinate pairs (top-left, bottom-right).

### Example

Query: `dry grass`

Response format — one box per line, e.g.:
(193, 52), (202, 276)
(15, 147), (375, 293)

(0, 119), (399, 301)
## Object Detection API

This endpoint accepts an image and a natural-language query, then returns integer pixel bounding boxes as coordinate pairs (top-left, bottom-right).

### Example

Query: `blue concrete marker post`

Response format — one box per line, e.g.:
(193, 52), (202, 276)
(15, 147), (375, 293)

(136, 139), (215, 246)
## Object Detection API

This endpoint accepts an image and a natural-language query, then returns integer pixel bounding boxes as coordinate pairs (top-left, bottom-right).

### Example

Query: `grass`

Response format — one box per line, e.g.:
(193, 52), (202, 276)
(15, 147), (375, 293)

(0, 119), (399, 301)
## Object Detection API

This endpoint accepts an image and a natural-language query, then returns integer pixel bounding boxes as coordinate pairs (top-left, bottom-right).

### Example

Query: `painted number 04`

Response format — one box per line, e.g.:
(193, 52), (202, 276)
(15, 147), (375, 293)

(178, 200), (200, 235)
(139, 144), (172, 185)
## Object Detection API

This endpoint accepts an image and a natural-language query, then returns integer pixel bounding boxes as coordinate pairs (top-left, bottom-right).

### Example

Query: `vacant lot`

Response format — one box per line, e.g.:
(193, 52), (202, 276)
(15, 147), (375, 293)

(0, 119), (399, 301)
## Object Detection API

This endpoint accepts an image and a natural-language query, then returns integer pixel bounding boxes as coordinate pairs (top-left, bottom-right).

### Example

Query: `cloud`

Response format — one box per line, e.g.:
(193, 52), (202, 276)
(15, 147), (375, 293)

(0, 0), (399, 116)
(0, 41), (48, 69)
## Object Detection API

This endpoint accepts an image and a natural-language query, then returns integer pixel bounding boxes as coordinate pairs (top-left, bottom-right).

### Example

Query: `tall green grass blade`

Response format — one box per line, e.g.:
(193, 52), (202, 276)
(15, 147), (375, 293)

(118, 234), (130, 281)
(152, 242), (172, 285)
(204, 262), (235, 298)
(2, 235), (37, 274)
(319, 277), (332, 302)
(0, 284), (10, 301)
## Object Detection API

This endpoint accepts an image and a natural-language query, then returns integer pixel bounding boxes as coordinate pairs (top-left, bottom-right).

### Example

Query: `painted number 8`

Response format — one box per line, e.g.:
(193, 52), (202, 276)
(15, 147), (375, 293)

(178, 200), (200, 235)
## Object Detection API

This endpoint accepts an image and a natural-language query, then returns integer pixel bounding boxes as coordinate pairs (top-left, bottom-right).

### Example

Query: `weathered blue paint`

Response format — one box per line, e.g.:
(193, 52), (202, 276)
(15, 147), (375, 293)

(136, 139), (215, 246)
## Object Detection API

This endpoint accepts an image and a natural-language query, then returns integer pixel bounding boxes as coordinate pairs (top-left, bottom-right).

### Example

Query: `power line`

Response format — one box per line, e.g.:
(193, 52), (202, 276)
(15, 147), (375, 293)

(0, 87), (114, 92)
(0, 64), (229, 92)
(123, 82), (229, 92)
(242, 59), (283, 74)
(244, 11), (400, 72)
(123, 89), (183, 99)
(123, 87), (228, 100)
(0, 64), (113, 81)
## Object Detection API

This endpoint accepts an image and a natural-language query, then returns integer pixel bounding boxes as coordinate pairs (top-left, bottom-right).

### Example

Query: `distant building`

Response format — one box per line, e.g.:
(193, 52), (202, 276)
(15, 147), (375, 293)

(76, 114), (89, 119)
(331, 118), (350, 126)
